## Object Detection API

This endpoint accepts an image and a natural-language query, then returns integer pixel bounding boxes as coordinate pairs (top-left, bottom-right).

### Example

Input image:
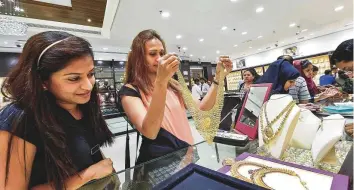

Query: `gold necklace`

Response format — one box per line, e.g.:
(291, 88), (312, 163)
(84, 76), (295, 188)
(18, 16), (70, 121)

(175, 68), (225, 144)
(229, 161), (269, 183)
(251, 167), (308, 190)
(260, 101), (296, 144)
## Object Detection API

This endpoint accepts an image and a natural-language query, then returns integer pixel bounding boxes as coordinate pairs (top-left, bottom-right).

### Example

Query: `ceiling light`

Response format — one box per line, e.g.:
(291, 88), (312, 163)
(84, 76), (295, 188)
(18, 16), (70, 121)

(87, 18), (92, 22)
(190, 54), (193, 57)
(176, 35), (182, 39)
(20, 8), (24, 12)
(256, 7), (264, 13)
(258, 49), (262, 51)
(301, 29), (308, 32)
(242, 31), (247, 35)
(199, 38), (204, 42)
(183, 47), (187, 51)
(4, 41), (8, 44)
(257, 35), (263, 39)
(103, 47), (108, 50)
(216, 50), (220, 54)
(281, 42), (285, 44)
(14, 6), (20, 12)
(97, 61), (103, 64)
(221, 26), (228, 30)
(310, 33), (314, 36)
(119, 61), (124, 65)
(230, 0), (237, 2)
(233, 44), (238, 47)
(98, 58), (103, 60)
(334, 6), (344, 12)
(289, 23), (296, 27)
(202, 56), (206, 59)
(249, 47), (252, 49)
(161, 11), (170, 18)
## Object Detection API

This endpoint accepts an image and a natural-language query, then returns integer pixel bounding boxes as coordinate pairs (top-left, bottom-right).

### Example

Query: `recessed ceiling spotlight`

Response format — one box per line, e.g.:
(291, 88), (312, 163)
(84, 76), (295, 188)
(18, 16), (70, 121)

(161, 11), (170, 18)
(176, 35), (182, 39)
(87, 18), (92, 22)
(103, 47), (108, 50)
(301, 29), (308, 32)
(183, 47), (188, 51)
(256, 7), (264, 13)
(233, 44), (238, 47)
(242, 31), (247, 35)
(216, 50), (220, 54)
(310, 33), (314, 36)
(258, 48), (262, 51)
(281, 41), (285, 44)
(249, 47), (252, 49)
(190, 54), (193, 57)
(334, 6), (344, 12)
(4, 41), (8, 45)
(202, 56), (206, 59)
(97, 61), (103, 64)
(221, 26), (228, 30)
(257, 35), (263, 39)
(199, 38), (204, 42)
(230, 0), (237, 2)
(289, 23), (296, 27)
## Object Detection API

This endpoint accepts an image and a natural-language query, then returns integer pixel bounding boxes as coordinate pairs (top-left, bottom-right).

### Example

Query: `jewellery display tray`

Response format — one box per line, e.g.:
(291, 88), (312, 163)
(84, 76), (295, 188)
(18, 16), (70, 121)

(153, 163), (266, 190)
(218, 153), (349, 190)
(213, 131), (249, 147)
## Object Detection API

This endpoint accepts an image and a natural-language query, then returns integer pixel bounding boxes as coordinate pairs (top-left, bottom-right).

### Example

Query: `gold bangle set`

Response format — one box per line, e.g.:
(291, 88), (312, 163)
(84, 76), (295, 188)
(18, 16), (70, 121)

(223, 159), (308, 190)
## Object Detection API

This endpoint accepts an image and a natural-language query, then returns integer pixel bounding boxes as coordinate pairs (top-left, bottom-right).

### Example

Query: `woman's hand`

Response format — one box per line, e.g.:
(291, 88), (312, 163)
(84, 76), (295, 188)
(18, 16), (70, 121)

(156, 54), (180, 85)
(87, 158), (114, 180)
(215, 56), (233, 81)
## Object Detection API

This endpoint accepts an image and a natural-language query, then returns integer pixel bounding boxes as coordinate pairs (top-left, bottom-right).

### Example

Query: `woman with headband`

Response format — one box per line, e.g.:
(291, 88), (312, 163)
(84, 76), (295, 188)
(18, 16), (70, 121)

(119, 30), (232, 170)
(0, 31), (115, 189)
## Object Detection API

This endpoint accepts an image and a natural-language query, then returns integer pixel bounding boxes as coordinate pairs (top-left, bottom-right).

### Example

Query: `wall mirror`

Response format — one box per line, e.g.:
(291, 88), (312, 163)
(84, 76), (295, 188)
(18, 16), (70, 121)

(235, 83), (273, 139)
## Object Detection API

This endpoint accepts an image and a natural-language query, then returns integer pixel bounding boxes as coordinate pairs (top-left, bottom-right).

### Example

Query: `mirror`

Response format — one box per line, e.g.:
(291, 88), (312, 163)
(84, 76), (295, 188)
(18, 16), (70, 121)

(239, 87), (269, 127)
(235, 83), (273, 139)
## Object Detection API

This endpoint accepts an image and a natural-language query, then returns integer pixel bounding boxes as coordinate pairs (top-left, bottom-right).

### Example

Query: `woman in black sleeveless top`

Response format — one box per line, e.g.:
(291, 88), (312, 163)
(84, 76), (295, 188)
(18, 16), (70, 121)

(0, 31), (115, 189)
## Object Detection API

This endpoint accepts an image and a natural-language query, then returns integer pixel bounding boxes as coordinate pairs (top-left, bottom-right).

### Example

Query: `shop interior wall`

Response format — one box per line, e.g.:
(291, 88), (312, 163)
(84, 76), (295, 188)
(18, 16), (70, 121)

(232, 28), (353, 69)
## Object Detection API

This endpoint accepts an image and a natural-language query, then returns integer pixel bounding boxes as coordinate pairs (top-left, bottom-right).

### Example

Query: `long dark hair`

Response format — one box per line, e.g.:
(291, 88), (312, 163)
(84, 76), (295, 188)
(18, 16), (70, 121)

(125, 29), (182, 97)
(1, 31), (113, 189)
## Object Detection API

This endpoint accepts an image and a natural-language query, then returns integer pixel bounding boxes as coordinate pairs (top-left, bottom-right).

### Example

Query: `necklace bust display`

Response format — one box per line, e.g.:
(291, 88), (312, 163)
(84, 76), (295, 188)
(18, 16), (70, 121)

(258, 95), (301, 159)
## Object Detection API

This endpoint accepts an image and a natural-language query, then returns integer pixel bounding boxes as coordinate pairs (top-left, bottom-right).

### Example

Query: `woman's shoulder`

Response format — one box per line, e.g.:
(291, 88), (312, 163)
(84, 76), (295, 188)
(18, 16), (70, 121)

(0, 103), (41, 147)
(118, 83), (141, 98)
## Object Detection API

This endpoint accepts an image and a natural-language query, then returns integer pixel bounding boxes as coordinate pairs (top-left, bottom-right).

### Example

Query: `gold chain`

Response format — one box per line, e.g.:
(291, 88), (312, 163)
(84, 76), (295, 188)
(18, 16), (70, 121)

(176, 69), (225, 144)
(230, 161), (269, 183)
(251, 167), (308, 190)
(260, 100), (296, 144)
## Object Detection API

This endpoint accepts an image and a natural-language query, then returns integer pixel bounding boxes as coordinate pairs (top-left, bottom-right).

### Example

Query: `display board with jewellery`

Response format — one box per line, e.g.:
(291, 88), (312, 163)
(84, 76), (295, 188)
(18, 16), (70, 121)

(235, 83), (273, 139)
(306, 54), (331, 85)
(219, 153), (350, 190)
(226, 70), (243, 90)
(254, 66), (264, 75)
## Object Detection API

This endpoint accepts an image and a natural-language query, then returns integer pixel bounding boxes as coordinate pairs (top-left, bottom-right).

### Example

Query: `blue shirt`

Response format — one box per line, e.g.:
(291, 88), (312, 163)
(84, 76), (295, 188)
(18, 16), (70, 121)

(319, 75), (335, 86)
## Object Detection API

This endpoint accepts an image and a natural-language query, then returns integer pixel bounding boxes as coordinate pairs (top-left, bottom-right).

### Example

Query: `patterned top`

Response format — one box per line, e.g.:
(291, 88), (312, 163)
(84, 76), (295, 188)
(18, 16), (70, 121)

(288, 76), (311, 103)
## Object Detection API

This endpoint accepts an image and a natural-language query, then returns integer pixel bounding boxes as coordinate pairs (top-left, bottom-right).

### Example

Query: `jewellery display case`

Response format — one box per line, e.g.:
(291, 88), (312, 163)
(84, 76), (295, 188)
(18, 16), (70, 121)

(218, 153), (350, 190)
(95, 60), (125, 119)
(254, 66), (264, 76)
(303, 54), (331, 85)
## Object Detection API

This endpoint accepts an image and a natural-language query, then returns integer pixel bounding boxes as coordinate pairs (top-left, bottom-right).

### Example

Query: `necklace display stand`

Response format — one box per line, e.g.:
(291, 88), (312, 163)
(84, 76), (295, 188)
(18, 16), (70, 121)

(258, 95), (300, 159)
(290, 109), (321, 150)
(312, 114), (345, 164)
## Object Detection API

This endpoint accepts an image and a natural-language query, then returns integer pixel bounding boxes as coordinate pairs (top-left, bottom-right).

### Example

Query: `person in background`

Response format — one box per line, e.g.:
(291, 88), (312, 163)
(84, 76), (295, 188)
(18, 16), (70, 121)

(312, 65), (319, 78)
(239, 68), (260, 91)
(288, 61), (311, 104)
(0, 31), (114, 189)
(320, 70), (336, 86)
(331, 39), (353, 72)
(256, 58), (300, 94)
(192, 78), (203, 100)
(331, 66), (338, 78)
(277, 55), (294, 64)
(293, 60), (319, 101)
(200, 78), (210, 98)
(207, 80), (212, 87)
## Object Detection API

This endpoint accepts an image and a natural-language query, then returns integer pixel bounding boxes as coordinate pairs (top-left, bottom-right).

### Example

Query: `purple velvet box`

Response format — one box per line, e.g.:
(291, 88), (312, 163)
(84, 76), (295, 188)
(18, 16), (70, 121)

(218, 153), (350, 190)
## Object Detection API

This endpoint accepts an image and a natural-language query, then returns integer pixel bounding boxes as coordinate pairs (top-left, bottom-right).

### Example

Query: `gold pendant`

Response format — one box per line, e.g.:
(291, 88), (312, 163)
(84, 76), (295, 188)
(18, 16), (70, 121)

(265, 127), (274, 138)
(201, 117), (211, 129)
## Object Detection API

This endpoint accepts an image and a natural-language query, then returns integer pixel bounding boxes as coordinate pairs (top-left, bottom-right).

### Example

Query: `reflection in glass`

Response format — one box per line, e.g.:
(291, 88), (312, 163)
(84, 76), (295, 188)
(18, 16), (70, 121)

(240, 87), (268, 128)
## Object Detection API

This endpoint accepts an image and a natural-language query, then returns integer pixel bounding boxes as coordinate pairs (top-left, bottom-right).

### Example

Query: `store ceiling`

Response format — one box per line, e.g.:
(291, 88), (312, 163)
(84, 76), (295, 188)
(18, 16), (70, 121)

(0, 0), (352, 62)
(20, 0), (106, 27)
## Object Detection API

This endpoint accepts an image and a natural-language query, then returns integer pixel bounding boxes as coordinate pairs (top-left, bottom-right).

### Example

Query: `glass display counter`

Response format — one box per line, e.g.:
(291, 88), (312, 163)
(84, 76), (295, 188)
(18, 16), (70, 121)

(81, 140), (258, 190)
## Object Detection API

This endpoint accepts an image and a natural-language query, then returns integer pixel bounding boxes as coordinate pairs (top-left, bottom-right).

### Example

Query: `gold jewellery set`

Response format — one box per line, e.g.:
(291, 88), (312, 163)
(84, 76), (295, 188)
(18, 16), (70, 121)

(260, 100), (296, 145)
(223, 159), (309, 190)
(176, 59), (226, 144)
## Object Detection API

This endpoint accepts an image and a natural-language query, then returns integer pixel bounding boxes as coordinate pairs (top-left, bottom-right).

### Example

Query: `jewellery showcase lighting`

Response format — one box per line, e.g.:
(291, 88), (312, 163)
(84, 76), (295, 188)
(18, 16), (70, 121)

(0, 0), (28, 36)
